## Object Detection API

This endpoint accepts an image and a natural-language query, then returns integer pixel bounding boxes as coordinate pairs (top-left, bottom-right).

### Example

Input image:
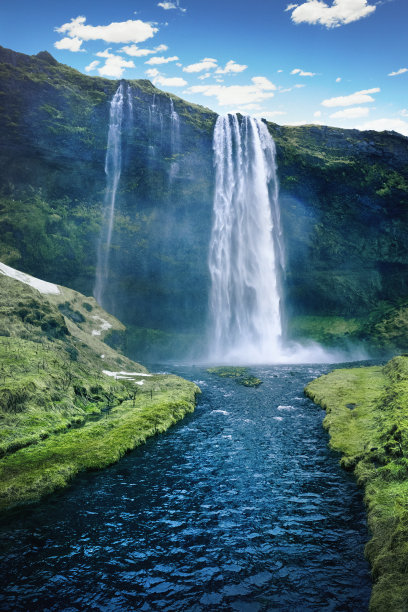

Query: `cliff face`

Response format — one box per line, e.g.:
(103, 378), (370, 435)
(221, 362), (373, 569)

(1, 46), (408, 349)
(270, 124), (408, 319)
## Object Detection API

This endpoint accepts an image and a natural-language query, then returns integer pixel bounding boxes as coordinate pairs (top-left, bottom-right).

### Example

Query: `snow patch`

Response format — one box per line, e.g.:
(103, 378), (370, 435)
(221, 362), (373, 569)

(91, 315), (112, 336)
(102, 370), (152, 381)
(0, 262), (60, 295)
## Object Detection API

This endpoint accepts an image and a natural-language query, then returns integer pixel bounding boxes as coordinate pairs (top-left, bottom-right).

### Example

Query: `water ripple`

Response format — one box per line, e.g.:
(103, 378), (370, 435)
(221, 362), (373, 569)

(0, 364), (371, 611)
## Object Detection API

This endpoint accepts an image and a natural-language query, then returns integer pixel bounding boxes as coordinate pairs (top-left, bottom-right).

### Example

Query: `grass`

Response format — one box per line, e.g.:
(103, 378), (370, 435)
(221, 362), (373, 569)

(207, 366), (262, 387)
(305, 357), (408, 611)
(0, 272), (199, 511)
(0, 373), (198, 511)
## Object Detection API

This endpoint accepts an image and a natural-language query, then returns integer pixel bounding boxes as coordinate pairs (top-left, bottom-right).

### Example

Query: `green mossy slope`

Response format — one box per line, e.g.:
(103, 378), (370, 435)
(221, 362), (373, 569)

(0, 269), (199, 511)
(305, 358), (408, 611)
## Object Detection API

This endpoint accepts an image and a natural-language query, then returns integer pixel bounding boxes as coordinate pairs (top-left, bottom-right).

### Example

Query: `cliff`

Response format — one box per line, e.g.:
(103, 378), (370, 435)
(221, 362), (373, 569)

(1, 46), (408, 357)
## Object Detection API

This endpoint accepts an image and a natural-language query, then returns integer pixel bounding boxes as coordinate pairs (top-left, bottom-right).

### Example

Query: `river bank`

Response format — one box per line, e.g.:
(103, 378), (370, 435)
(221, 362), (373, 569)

(305, 356), (408, 611)
(0, 364), (371, 610)
(0, 269), (199, 512)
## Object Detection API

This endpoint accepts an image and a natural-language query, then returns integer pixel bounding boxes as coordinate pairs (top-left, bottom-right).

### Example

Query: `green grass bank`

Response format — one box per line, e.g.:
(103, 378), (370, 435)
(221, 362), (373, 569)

(305, 357), (408, 611)
(0, 268), (199, 511)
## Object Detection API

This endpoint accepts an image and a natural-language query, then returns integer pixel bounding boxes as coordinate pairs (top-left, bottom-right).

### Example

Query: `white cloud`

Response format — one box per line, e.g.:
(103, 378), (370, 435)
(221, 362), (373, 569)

(85, 60), (100, 72)
(215, 60), (248, 74)
(121, 43), (168, 57)
(158, 1), (186, 11)
(145, 55), (179, 65)
(291, 68), (316, 76)
(330, 106), (370, 118)
(277, 69), (283, 73)
(285, 3), (299, 10)
(321, 87), (380, 107)
(288, 0), (376, 28)
(255, 111), (287, 120)
(54, 36), (84, 52)
(294, 84), (306, 88)
(251, 76), (276, 90)
(95, 49), (135, 78)
(198, 72), (211, 80)
(183, 58), (218, 73)
(336, 77), (342, 82)
(356, 118), (408, 137)
(388, 67), (408, 77)
(145, 68), (160, 78)
(400, 109), (408, 118)
(314, 110), (322, 117)
(185, 76), (276, 106)
(154, 75), (187, 87)
(56, 16), (157, 44)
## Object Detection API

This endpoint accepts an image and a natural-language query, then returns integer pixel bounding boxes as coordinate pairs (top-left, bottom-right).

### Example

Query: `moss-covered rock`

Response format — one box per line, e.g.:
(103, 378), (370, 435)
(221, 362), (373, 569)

(207, 366), (262, 387)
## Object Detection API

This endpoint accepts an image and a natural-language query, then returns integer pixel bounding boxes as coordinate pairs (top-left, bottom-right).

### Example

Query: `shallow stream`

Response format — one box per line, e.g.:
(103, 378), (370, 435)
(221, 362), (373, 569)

(0, 364), (371, 610)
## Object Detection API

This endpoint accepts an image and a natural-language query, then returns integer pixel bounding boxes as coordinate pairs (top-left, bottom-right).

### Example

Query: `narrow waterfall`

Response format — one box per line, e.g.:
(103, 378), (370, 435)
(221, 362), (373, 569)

(208, 114), (283, 363)
(169, 99), (180, 181)
(94, 82), (131, 306)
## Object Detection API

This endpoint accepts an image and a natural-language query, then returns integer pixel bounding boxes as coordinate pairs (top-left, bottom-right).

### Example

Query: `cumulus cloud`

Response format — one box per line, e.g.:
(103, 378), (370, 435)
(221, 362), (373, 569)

(55, 16), (157, 44)
(255, 110), (287, 120)
(95, 49), (135, 78)
(356, 118), (408, 137)
(215, 60), (248, 74)
(321, 87), (380, 107)
(154, 75), (187, 87)
(336, 77), (342, 82)
(291, 68), (316, 76)
(54, 36), (84, 52)
(330, 106), (370, 118)
(251, 76), (276, 90)
(184, 76), (276, 106)
(145, 68), (160, 78)
(198, 72), (212, 80)
(183, 58), (218, 73)
(314, 110), (322, 117)
(158, 1), (186, 11)
(85, 60), (100, 72)
(145, 55), (179, 65)
(400, 109), (408, 118)
(388, 67), (408, 77)
(121, 43), (168, 57)
(287, 0), (376, 28)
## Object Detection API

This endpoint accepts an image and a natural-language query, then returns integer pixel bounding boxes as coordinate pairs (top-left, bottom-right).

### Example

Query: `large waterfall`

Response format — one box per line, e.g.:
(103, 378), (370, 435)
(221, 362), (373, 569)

(208, 114), (284, 363)
(94, 83), (132, 305)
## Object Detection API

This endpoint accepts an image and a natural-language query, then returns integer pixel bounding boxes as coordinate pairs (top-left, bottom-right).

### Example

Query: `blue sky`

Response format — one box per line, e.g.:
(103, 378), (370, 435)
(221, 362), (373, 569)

(1, 0), (407, 134)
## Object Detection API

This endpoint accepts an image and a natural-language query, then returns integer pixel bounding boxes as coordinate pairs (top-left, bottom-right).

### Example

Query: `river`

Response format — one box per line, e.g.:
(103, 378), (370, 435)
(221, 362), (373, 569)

(0, 363), (371, 610)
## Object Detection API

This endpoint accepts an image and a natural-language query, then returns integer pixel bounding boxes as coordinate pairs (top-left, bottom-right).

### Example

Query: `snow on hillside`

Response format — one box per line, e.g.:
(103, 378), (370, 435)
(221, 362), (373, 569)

(0, 262), (60, 295)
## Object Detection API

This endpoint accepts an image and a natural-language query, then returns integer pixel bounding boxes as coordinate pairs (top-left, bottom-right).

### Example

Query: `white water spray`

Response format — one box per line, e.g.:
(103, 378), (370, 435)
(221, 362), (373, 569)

(169, 99), (180, 182)
(94, 82), (132, 305)
(208, 114), (284, 363)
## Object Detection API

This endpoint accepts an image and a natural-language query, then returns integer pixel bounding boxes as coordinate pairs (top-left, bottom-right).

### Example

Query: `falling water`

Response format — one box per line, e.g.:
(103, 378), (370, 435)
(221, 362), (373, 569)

(208, 114), (283, 363)
(94, 82), (132, 306)
(169, 98), (180, 182)
(148, 94), (164, 162)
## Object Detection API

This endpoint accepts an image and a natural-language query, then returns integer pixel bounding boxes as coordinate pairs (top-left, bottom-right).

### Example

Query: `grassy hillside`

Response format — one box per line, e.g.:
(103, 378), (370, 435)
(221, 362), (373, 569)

(0, 266), (199, 511)
(305, 358), (408, 611)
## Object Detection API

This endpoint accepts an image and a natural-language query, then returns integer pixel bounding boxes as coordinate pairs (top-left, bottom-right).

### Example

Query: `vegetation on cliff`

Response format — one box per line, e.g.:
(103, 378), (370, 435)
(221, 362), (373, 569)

(0, 269), (199, 511)
(1, 46), (408, 359)
(305, 358), (408, 611)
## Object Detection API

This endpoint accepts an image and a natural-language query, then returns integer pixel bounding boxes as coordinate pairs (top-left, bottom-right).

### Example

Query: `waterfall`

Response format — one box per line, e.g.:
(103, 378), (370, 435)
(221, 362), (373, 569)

(169, 99), (180, 182)
(148, 93), (164, 162)
(208, 114), (284, 363)
(94, 82), (132, 306)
